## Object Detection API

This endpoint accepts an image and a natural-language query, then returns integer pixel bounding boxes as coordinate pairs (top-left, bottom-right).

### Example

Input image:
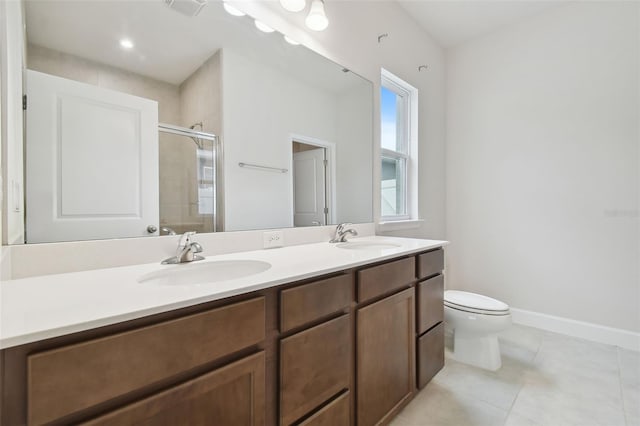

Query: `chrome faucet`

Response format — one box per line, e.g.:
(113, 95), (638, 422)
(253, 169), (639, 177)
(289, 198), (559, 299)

(161, 226), (177, 236)
(330, 223), (358, 243)
(162, 231), (204, 264)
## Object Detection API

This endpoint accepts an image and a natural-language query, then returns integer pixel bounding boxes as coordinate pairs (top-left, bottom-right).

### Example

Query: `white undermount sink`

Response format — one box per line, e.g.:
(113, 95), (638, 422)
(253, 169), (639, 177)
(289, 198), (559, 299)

(138, 260), (272, 286)
(336, 241), (402, 250)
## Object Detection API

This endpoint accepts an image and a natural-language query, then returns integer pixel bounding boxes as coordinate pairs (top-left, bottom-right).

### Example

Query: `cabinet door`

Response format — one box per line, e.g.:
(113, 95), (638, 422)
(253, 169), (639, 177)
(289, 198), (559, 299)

(357, 288), (415, 426)
(83, 352), (265, 426)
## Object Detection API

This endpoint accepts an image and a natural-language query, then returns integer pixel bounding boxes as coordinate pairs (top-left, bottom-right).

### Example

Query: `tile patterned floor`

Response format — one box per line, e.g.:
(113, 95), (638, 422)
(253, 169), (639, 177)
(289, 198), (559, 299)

(391, 324), (640, 426)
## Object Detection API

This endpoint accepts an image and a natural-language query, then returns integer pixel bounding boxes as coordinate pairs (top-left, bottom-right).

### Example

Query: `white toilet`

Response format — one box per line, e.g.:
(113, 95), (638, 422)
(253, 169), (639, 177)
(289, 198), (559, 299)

(444, 290), (511, 371)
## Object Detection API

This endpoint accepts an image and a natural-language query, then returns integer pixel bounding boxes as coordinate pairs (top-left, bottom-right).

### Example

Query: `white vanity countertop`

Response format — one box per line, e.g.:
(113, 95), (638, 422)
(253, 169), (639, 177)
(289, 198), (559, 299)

(0, 236), (447, 349)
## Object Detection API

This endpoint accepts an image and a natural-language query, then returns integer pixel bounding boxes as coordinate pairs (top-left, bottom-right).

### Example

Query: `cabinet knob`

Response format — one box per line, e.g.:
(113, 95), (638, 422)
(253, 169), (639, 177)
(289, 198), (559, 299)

(147, 225), (158, 234)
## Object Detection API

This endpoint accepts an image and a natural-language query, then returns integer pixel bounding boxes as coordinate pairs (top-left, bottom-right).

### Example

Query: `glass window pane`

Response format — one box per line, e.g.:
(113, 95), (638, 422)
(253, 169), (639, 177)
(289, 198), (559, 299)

(381, 156), (406, 217)
(381, 86), (400, 152)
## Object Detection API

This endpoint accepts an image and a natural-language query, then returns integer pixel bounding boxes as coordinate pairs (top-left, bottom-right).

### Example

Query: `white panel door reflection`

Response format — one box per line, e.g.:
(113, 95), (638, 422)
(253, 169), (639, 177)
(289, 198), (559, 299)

(26, 70), (159, 243)
(293, 146), (327, 227)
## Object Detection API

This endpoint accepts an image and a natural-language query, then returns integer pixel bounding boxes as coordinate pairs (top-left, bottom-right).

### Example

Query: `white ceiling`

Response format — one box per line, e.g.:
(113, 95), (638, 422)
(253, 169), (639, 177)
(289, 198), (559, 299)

(396, 0), (569, 47)
(24, 0), (366, 92)
(24, 0), (570, 86)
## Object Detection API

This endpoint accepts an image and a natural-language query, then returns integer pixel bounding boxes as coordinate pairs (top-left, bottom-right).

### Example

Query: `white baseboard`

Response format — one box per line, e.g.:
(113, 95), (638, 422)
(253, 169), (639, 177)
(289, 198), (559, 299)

(510, 308), (640, 352)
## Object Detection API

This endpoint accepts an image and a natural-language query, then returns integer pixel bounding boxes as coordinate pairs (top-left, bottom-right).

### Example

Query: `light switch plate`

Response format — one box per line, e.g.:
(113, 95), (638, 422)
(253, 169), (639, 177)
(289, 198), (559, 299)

(263, 230), (284, 249)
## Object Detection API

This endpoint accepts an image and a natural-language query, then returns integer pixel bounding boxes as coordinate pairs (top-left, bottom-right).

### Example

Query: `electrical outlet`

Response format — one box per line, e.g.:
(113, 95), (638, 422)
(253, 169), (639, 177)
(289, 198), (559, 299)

(263, 230), (284, 249)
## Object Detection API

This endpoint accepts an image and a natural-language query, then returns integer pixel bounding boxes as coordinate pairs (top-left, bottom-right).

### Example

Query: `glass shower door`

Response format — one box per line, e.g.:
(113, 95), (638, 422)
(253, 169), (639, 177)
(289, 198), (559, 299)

(158, 124), (218, 234)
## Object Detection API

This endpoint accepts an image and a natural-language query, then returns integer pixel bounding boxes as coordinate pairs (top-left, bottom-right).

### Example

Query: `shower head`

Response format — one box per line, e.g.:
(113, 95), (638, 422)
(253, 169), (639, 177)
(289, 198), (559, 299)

(188, 123), (204, 149)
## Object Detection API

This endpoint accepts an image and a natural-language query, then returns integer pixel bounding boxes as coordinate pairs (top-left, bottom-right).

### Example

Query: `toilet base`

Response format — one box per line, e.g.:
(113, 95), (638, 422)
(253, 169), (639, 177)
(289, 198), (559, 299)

(451, 331), (502, 371)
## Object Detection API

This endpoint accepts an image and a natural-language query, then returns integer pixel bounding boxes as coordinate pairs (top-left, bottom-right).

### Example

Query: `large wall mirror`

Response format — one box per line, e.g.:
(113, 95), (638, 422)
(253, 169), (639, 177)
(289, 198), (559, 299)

(20, 0), (373, 243)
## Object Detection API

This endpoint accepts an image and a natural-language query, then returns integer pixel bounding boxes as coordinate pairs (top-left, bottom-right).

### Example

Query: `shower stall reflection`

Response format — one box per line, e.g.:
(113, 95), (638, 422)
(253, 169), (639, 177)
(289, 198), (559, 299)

(158, 124), (218, 235)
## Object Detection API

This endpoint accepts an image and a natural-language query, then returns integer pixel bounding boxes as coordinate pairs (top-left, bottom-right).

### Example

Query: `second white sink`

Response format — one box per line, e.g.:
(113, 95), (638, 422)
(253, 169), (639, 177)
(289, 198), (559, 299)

(138, 260), (272, 286)
(336, 241), (401, 250)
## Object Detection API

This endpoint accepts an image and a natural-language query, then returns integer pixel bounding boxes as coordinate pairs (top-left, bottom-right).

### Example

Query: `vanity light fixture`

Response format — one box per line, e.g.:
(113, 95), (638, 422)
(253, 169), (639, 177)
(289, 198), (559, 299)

(119, 38), (134, 49)
(305, 0), (328, 31)
(280, 0), (306, 13)
(284, 35), (300, 45)
(254, 19), (275, 33)
(222, 2), (245, 16)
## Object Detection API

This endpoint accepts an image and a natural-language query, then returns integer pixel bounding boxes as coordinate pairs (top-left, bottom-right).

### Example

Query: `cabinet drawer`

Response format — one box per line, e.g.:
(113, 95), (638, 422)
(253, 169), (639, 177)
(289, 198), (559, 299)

(281, 274), (353, 332)
(417, 322), (445, 389)
(28, 297), (266, 425)
(280, 315), (351, 425)
(357, 257), (415, 303)
(417, 274), (444, 335)
(417, 249), (444, 279)
(299, 391), (350, 426)
(83, 351), (266, 426)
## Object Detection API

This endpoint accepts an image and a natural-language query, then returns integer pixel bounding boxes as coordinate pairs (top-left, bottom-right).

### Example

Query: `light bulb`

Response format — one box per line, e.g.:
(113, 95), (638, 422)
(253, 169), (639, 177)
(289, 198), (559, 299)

(305, 0), (328, 31)
(280, 0), (306, 12)
(119, 38), (134, 49)
(284, 35), (300, 45)
(223, 2), (245, 16)
(254, 20), (275, 33)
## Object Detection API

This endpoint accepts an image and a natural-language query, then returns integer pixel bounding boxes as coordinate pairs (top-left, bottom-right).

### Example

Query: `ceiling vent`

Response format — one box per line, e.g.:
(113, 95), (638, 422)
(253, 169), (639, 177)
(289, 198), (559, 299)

(164, 0), (207, 17)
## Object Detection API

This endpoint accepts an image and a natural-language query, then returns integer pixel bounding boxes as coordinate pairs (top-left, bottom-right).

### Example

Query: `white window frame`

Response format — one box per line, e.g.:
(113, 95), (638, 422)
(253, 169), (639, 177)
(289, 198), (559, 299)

(380, 68), (419, 226)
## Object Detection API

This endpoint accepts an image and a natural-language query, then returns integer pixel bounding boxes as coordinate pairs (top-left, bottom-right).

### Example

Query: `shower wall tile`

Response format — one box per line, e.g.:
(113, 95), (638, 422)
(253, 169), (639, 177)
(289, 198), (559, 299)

(179, 50), (222, 136)
(26, 44), (181, 123)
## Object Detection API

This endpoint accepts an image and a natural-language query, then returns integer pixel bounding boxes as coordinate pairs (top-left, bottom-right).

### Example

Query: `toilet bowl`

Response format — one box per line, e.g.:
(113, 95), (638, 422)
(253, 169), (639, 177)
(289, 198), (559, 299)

(444, 290), (511, 371)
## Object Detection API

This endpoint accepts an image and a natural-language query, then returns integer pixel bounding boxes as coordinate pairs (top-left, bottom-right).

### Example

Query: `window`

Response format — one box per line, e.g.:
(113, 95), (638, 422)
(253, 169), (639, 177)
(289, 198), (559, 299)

(380, 69), (418, 222)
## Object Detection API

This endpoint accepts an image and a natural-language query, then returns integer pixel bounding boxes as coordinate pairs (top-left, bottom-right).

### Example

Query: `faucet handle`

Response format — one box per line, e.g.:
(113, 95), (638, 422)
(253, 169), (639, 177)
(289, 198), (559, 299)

(178, 231), (197, 247)
(337, 223), (352, 232)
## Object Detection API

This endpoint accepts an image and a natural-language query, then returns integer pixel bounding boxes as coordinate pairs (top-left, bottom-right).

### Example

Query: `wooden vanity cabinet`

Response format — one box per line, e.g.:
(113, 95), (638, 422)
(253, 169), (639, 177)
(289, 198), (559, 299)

(1, 247), (446, 426)
(415, 248), (445, 389)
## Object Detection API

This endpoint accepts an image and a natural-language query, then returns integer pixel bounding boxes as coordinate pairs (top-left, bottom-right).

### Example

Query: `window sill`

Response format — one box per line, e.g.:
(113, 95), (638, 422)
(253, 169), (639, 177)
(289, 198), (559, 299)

(377, 219), (424, 232)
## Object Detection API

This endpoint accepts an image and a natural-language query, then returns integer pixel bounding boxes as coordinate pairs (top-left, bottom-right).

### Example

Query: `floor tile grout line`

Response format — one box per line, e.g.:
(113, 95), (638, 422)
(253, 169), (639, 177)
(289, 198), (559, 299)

(502, 331), (546, 426)
(438, 349), (532, 420)
(616, 347), (630, 426)
(429, 375), (513, 424)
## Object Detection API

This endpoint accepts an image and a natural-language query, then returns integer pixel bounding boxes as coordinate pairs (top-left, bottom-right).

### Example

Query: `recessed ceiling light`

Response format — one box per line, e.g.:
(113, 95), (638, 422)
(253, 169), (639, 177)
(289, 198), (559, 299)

(223, 2), (245, 16)
(283, 35), (300, 45)
(119, 38), (134, 49)
(254, 20), (275, 33)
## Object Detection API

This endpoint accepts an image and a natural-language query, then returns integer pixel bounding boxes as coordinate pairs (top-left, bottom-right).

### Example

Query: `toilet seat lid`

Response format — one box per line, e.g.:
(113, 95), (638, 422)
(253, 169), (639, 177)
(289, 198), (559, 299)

(444, 290), (509, 312)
